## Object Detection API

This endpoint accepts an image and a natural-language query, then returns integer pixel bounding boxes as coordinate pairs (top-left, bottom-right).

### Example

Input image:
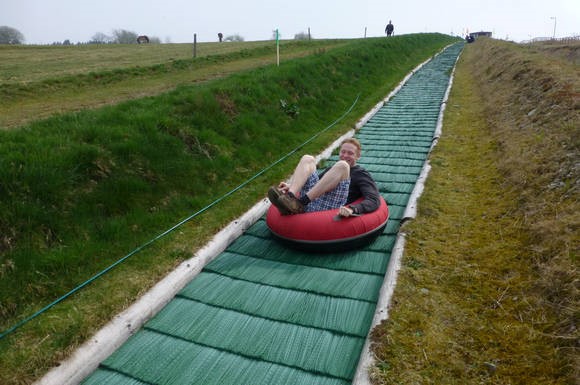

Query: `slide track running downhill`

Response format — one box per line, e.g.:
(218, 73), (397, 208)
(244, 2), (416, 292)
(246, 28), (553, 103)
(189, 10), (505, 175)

(79, 42), (464, 385)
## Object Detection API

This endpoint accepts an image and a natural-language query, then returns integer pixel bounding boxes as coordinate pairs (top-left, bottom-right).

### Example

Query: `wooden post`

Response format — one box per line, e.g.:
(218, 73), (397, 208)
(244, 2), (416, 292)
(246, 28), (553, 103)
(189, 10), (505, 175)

(308, 27), (311, 40)
(193, 34), (197, 58)
(364, 27), (367, 38)
(276, 29), (279, 67)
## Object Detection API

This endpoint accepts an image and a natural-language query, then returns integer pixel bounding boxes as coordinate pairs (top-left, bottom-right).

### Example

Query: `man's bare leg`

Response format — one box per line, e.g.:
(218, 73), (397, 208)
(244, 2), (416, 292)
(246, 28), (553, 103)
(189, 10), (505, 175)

(279, 155), (317, 195)
(303, 160), (350, 200)
(270, 158), (350, 215)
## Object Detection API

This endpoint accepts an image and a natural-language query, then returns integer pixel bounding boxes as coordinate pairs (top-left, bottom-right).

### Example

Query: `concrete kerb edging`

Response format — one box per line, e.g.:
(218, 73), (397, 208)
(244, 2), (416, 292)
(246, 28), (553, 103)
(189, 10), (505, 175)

(352, 43), (461, 385)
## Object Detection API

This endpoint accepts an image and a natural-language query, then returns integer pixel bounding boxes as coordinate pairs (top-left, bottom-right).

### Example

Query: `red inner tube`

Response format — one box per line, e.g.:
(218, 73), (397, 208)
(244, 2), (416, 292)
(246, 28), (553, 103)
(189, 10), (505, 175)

(266, 196), (389, 249)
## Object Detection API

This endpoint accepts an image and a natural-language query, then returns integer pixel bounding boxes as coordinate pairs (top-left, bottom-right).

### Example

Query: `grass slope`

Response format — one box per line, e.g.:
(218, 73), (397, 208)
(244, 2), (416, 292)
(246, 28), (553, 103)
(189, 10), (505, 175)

(0, 33), (457, 384)
(371, 38), (578, 384)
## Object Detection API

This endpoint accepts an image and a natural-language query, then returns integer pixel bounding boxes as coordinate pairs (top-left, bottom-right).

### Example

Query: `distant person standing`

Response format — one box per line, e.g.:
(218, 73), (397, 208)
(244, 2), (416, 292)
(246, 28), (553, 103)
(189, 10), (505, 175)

(385, 20), (394, 36)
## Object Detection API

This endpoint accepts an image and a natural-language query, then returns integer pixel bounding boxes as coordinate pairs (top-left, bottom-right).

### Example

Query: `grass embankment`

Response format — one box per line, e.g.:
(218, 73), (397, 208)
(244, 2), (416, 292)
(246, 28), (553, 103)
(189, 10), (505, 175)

(0, 33), (457, 384)
(371, 38), (578, 384)
(0, 40), (349, 128)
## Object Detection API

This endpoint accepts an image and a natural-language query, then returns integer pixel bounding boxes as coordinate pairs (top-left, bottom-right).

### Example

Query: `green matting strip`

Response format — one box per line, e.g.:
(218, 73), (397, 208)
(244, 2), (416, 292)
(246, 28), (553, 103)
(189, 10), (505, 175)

(225, 236), (391, 275)
(99, 329), (350, 385)
(145, 298), (364, 379)
(82, 369), (149, 385)
(178, 272), (377, 336)
(203, 253), (385, 302)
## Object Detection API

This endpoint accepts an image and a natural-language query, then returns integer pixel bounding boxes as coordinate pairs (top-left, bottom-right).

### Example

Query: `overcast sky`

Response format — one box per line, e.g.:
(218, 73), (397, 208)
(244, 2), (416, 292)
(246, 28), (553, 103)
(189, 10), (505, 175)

(2, 0), (579, 44)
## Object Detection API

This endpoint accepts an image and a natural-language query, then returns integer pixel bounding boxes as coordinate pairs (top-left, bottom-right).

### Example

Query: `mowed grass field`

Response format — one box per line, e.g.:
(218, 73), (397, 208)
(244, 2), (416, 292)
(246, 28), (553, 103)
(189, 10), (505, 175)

(0, 40), (298, 83)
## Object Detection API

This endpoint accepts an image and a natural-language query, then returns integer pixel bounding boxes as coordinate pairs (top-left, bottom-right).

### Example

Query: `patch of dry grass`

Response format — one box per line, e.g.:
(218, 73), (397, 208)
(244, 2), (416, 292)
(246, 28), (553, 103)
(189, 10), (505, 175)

(469, 38), (579, 380)
(526, 39), (580, 65)
(371, 39), (577, 384)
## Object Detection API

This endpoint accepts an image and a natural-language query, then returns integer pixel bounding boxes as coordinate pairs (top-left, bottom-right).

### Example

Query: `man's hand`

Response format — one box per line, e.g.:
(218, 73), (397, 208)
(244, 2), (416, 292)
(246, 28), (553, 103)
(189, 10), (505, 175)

(338, 205), (354, 217)
(277, 182), (290, 194)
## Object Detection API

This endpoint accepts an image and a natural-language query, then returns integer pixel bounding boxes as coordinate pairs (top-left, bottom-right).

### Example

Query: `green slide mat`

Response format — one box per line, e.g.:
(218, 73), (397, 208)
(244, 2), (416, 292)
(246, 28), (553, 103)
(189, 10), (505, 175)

(82, 42), (464, 385)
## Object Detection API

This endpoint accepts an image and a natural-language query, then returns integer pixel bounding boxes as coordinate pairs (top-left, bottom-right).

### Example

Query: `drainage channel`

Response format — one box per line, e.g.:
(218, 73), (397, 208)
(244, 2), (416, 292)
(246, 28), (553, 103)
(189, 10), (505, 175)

(48, 42), (464, 385)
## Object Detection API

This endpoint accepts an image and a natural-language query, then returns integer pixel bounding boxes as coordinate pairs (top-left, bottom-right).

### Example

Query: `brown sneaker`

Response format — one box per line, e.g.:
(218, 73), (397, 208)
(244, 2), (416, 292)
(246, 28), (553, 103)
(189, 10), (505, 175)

(268, 186), (283, 202)
(268, 186), (290, 215)
(276, 193), (305, 215)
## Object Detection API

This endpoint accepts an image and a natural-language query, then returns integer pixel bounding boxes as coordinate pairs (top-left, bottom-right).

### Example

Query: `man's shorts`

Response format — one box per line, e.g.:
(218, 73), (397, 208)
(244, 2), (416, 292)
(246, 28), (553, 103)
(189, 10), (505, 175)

(299, 172), (350, 212)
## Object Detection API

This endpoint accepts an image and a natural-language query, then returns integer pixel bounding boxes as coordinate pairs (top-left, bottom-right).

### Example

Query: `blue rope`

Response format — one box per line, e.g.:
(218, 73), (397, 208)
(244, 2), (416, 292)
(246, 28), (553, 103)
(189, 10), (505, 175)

(0, 94), (360, 340)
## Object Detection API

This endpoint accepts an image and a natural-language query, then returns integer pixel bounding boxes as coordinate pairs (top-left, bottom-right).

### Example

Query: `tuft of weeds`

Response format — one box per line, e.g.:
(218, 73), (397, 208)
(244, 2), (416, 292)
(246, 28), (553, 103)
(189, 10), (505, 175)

(371, 38), (577, 384)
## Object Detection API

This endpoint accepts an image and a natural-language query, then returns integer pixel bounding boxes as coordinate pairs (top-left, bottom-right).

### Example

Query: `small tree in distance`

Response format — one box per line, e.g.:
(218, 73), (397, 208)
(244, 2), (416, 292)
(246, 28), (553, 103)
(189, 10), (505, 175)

(112, 29), (138, 44)
(0, 26), (25, 44)
(294, 31), (311, 40)
(90, 32), (113, 44)
(90, 31), (161, 44)
(224, 34), (244, 42)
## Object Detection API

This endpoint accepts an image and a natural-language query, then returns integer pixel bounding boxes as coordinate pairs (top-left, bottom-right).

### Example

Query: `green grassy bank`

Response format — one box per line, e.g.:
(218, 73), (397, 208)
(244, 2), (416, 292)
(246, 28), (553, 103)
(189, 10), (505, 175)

(0, 33), (456, 383)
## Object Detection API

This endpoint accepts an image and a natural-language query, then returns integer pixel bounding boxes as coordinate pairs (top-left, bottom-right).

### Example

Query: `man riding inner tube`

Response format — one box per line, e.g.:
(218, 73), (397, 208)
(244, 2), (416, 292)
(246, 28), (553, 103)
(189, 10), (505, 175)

(268, 138), (381, 219)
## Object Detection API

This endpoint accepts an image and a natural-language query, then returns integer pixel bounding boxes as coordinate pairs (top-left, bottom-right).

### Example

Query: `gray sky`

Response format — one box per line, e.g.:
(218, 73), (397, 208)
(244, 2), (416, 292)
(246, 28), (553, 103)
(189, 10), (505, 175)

(2, 0), (579, 44)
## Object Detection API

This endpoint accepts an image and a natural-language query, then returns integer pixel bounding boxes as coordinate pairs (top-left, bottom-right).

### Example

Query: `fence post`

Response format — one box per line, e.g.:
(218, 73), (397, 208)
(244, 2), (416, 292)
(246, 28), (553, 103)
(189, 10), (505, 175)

(276, 29), (280, 67)
(193, 34), (197, 58)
